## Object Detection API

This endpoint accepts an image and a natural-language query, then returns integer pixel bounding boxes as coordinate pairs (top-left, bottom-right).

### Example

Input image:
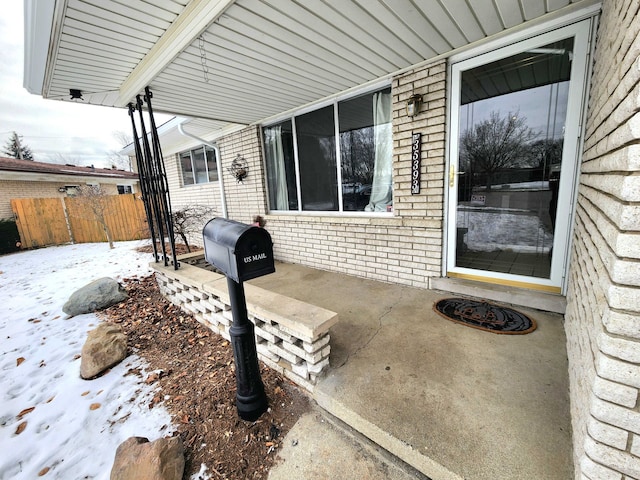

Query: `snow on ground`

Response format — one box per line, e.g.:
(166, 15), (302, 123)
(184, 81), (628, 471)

(0, 241), (176, 480)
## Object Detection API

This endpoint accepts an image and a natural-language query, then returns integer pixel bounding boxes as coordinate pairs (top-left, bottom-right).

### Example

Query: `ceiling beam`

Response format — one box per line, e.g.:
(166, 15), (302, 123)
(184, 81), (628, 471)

(116, 0), (236, 107)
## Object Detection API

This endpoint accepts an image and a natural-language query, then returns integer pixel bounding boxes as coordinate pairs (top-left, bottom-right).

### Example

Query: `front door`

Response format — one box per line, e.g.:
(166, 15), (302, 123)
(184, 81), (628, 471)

(447, 21), (592, 293)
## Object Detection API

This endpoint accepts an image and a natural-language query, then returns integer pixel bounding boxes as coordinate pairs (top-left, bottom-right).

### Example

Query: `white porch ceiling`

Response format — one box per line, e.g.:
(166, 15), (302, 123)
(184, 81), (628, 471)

(34, 0), (595, 129)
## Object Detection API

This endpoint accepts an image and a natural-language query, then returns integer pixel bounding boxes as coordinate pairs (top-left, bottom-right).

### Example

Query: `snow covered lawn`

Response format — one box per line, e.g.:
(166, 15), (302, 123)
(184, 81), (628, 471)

(0, 241), (175, 479)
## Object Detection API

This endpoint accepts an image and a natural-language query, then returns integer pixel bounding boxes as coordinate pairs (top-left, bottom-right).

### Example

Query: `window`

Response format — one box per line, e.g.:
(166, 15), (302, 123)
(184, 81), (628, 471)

(63, 185), (79, 196)
(263, 86), (392, 213)
(117, 185), (133, 194)
(297, 105), (338, 211)
(263, 120), (298, 210)
(179, 145), (218, 185)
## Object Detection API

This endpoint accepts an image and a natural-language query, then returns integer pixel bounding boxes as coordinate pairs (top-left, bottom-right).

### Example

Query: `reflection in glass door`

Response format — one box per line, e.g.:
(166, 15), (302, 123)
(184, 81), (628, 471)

(448, 22), (591, 292)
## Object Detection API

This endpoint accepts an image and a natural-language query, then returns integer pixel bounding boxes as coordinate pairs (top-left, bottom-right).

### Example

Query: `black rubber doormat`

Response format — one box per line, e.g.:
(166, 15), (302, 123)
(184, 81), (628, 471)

(433, 298), (537, 334)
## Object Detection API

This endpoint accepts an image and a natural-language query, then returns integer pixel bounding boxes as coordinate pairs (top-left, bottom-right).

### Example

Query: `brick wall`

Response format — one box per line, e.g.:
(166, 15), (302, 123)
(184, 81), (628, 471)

(163, 127), (268, 247)
(162, 149), (224, 245)
(265, 60), (447, 288)
(565, 2), (640, 478)
(159, 63), (446, 284)
(219, 127), (269, 224)
(0, 180), (120, 219)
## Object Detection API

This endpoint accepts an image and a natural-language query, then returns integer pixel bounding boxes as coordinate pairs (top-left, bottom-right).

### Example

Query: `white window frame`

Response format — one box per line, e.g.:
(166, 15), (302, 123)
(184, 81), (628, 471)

(179, 145), (218, 187)
(262, 81), (393, 217)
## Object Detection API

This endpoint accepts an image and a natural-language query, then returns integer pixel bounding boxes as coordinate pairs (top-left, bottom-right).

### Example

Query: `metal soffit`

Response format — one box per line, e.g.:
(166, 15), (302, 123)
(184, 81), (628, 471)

(41, 0), (590, 127)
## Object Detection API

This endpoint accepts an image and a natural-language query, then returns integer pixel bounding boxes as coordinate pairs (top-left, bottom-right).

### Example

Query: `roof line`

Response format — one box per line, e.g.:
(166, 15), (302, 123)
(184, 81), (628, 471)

(0, 157), (138, 179)
(22, 0), (56, 95)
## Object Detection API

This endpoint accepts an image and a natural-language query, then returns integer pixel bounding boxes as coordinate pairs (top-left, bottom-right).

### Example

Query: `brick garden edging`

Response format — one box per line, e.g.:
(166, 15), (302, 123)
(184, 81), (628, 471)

(151, 258), (338, 391)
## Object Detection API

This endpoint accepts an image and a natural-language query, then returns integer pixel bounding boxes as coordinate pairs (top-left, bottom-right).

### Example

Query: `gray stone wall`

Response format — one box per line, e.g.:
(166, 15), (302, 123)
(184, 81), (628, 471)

(565, 2), (640, 478)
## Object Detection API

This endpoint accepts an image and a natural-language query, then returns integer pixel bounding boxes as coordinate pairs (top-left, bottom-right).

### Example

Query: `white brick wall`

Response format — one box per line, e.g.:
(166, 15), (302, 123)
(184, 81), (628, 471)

(162, 148), (224, 246)
(219, 127), (269, 225)
(162, 127), (269, 248)
(264, 60), (447, 288)
(566, 0), (640, 477)
(166, 61), (447, 287)
(153, 261), (337, 391)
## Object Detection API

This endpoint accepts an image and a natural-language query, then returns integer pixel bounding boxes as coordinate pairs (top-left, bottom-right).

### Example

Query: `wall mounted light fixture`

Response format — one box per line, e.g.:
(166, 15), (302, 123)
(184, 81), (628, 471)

(406, 93), (422, 117)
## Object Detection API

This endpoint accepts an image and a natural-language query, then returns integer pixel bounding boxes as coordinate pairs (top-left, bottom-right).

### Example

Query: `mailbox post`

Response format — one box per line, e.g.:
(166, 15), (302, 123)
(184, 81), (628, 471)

(202, 218), (275, 421)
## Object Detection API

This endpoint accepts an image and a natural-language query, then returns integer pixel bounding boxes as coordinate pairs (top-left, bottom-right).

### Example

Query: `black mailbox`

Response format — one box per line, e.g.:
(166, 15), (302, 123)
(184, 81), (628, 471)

(202, 217), (274, 421)
(203, 218), (275, 283)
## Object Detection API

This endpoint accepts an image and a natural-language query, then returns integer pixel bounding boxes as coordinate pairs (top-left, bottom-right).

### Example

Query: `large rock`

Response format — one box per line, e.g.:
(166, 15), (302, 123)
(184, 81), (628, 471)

(110, 436), (185, 480)
(80, 323), (127, 379)
(63, 277), (128, 316)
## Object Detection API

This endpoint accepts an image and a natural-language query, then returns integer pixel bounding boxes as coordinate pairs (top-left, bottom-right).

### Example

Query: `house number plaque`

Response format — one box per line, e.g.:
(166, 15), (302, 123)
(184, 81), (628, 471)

(411, 132), (421, 194)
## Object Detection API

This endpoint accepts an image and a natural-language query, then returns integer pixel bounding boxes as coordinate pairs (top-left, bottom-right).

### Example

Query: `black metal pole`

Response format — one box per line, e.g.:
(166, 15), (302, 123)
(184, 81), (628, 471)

(144, 87), (178, 269)
(226, 277), (268, 421)
(128, 103), (158, 261)
(136, 96), (168, 264)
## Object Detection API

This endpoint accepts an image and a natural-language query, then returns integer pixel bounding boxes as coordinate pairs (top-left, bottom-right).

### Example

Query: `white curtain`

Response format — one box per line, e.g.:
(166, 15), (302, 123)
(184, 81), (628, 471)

(365, 92), (392, 212)
(265, 125), (289, 210)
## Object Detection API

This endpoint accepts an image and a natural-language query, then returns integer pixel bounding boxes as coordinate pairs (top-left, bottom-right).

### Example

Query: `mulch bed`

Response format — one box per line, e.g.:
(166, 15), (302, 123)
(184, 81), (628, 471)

(99, 251), (310, 479)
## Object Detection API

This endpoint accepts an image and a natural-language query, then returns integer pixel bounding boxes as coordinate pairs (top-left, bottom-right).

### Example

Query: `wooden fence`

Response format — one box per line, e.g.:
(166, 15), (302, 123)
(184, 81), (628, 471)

(11, 194), (149, 248)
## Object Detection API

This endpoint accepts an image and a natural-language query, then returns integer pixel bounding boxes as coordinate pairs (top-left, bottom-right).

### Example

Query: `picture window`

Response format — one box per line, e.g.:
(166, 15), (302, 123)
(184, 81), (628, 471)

(263, 86), (392, 213)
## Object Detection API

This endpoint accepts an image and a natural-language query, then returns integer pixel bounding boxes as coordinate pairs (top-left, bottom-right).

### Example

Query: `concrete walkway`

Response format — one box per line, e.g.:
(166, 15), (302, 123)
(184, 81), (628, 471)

(251, 263), (573, 480)
(268, 409), (428, 480)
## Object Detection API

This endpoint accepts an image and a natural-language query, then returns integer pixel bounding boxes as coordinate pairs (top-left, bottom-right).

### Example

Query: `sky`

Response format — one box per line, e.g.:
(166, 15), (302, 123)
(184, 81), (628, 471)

(0, 241), (210, 480)
(0, 2), (154, 168)
(460, 82), (570, 140)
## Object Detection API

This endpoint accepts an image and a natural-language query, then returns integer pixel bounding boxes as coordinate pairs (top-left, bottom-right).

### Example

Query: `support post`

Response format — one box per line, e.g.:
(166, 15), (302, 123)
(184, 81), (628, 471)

(226, 277), (268, 421)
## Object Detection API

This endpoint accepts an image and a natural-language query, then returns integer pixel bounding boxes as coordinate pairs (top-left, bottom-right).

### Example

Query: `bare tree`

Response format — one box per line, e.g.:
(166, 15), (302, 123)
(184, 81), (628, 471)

(460, 111), (537, 191)
(75, 185), (115, 249)
(107, 130), (133, 171)
(527, 138), (564, 173)
(340, 128), (375, 185)
(171, 205), (215, 252)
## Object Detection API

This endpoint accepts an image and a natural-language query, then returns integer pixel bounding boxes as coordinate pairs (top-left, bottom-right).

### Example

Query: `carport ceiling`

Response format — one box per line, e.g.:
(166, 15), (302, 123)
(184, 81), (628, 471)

(33, 0), (592, 125)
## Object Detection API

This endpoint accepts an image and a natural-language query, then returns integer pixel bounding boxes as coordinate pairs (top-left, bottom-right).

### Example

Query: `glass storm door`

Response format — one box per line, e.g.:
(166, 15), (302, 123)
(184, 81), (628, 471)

(447, 21), (591, 293)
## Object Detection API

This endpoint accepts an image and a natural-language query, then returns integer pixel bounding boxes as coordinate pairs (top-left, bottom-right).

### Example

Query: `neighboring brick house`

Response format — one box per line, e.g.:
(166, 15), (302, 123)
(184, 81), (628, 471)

(0, 157), (139, 219)
(24, 1), (640, 478)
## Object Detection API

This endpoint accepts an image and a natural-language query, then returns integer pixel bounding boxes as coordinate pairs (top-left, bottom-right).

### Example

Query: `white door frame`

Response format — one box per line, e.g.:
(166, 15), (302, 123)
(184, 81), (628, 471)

(445, 19), (593, 294)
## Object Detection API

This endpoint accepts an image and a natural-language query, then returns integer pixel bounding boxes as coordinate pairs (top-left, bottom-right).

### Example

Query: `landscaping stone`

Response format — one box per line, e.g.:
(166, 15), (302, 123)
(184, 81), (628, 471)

(110, 436), (185, 480)
(80, 323), (127, 379)
(63, 277), (128, 316)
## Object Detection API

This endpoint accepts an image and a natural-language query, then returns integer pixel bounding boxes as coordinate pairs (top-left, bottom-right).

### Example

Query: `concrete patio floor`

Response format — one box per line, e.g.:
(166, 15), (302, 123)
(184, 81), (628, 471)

(250, 262), (573, 480)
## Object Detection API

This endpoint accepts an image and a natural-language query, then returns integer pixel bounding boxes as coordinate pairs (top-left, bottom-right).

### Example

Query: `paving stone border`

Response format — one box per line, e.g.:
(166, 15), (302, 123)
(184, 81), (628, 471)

(152, 257), (338, 391)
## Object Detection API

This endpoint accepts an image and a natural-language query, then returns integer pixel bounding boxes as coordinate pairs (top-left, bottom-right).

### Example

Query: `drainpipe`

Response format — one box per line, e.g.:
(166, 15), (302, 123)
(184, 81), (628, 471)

(178, 124), (228, 219)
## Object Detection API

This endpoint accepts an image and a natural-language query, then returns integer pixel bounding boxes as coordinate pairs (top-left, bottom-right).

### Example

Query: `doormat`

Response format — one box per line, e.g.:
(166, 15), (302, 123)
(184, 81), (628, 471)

(433, 298), (536, 334)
